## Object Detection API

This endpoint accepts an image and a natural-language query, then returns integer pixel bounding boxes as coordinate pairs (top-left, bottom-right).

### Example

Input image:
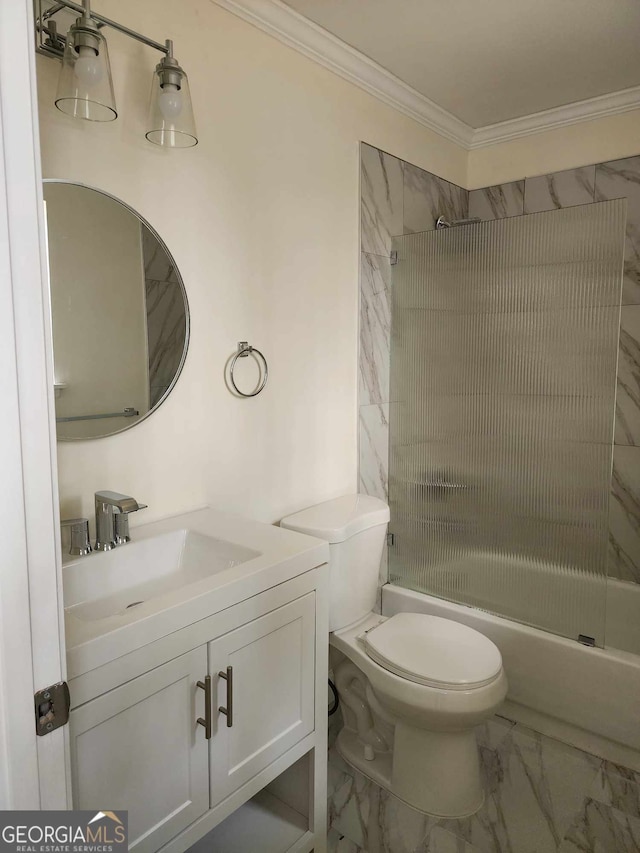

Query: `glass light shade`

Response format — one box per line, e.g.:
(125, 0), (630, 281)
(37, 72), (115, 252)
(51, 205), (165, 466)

(146, 67), (197, 148)
(55, 28), (117, 122)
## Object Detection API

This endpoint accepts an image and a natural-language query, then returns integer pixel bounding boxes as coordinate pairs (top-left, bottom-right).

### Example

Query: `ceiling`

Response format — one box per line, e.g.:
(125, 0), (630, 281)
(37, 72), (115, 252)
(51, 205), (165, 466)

(281, 0), (640, 128)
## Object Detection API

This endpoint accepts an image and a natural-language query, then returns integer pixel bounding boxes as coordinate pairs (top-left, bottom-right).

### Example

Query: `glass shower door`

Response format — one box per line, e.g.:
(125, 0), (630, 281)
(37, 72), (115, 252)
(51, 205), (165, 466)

(388, 200), (626, 645)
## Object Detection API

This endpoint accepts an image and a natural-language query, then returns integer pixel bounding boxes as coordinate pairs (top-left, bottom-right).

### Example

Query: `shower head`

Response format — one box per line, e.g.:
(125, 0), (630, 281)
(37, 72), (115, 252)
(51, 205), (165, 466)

(436, 215), (481, 230)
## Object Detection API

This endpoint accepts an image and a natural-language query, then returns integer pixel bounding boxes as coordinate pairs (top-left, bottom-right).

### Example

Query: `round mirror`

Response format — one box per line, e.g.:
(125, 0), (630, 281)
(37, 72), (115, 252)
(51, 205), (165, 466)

(43, 181), (189, 440)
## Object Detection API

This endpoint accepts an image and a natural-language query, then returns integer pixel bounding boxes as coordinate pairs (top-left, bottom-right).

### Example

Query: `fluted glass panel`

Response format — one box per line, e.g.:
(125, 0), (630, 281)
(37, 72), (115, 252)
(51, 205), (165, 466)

(389, 200), (626, 645)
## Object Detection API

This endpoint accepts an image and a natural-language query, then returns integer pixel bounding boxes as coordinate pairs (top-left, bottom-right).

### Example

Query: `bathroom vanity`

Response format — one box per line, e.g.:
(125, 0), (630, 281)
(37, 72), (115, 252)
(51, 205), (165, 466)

(63, 508), (330, 853)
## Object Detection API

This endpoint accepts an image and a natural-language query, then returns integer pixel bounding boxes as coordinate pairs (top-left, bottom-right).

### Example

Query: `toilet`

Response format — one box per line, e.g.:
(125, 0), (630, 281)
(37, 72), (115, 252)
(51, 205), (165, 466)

(281, 494), (508, 818)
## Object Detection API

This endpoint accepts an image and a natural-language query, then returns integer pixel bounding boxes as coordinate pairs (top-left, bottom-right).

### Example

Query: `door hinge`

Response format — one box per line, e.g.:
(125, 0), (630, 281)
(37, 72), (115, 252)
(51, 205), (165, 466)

(387, 532), (395, 547)
(35, 681), (70, 736)
(390, 251), (398, 266)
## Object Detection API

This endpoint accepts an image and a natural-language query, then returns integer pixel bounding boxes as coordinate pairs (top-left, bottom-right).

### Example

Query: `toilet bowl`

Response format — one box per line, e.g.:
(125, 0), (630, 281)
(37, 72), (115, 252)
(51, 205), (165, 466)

(331, 611), (507, 816)
(280, 495), (508, 817)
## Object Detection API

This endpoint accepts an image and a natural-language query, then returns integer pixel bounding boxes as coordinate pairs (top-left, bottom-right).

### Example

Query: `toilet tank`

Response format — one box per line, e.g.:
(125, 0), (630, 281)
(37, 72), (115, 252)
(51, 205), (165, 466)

(280, 495), (390, 631)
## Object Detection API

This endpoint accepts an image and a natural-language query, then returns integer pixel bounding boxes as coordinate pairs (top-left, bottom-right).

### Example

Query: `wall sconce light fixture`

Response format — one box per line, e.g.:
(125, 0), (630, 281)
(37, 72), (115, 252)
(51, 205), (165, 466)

(147, 40), (197, 148)
(35, 0), (198, 147)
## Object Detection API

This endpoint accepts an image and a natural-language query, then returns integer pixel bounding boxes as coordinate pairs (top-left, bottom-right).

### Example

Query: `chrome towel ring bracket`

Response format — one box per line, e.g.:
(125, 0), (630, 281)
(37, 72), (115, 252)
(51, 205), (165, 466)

(229, 341), (268, 397)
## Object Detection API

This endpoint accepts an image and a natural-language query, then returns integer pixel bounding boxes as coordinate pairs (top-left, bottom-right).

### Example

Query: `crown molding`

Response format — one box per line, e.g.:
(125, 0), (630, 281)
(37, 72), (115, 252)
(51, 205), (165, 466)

(213, 0), (640, 152)
(471, 85), (640, 148)
(212, 0), (473, 147)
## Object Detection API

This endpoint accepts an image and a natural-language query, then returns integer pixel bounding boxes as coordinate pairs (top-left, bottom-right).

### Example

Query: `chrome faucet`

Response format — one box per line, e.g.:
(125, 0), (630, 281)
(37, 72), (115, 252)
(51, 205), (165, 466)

(94, 491), (147, 552)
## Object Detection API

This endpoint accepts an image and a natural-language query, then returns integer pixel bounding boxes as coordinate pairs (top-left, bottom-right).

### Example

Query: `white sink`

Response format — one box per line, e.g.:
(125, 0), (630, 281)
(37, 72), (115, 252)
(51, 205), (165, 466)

(62, 507), (330, 679)
(64, 529), (260, 622)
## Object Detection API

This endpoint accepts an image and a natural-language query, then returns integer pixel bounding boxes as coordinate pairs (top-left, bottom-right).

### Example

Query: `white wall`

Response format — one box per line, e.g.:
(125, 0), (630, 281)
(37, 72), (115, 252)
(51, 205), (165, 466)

(37, 0), (467, 528)
(468, 109), (640, 188)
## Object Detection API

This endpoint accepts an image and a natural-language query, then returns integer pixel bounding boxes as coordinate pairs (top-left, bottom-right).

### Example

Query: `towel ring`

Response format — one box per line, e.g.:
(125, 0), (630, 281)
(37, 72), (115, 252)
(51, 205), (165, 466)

(229, 341), (268, 397)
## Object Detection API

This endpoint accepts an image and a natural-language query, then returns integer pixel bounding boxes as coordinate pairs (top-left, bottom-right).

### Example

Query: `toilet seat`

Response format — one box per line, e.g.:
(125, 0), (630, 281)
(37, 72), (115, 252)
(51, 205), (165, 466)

(363, 612), (503, 690)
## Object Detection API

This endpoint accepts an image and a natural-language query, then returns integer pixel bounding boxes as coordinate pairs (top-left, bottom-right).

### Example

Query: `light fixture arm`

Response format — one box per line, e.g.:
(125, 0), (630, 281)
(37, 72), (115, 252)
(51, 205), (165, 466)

(38, 0), (170, 56)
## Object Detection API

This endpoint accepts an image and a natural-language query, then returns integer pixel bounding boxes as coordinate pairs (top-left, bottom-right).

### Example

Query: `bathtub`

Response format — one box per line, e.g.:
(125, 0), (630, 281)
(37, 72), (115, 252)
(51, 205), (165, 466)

(382, 581), (640, 771)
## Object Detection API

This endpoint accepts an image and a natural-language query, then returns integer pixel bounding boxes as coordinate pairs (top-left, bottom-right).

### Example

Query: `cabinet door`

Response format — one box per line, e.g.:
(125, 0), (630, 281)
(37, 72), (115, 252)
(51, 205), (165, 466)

(209, 593), (316, 805)
(70, 647), (209, 853)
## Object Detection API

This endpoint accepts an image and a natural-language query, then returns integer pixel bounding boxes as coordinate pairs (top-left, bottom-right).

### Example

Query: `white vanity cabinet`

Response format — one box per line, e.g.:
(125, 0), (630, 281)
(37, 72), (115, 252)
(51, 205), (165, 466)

(69, 647), (210, 852)
(208, 593), (316, 806)
(67, 569), (328, 853)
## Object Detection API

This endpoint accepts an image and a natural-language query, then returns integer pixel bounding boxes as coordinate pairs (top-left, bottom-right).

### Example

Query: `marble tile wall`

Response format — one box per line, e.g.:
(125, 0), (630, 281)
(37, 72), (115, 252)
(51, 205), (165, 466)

(371, 150), (640, 586)
(358, 143), (400, 561)
(468, 181), (524, 221)
(468, 166), (596, 222)
(354, 148), (640, 852)
(327, 714), (640, 853)
(142, 228), (187, 408)
(403, 162), (468, 234)
(521, 157), (640, 586)
(524, 165), (596, 214)
(358, 143), (469, 590)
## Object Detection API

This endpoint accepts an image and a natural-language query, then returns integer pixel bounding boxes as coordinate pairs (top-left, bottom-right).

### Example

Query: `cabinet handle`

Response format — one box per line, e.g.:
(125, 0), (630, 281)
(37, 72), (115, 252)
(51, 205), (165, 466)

(218, 666), (233, 728)
(196, 675), (212, 739)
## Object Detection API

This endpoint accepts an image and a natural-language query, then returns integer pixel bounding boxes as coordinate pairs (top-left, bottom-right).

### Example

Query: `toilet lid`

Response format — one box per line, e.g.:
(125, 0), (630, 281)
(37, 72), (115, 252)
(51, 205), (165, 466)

(363, 613), (503, 690)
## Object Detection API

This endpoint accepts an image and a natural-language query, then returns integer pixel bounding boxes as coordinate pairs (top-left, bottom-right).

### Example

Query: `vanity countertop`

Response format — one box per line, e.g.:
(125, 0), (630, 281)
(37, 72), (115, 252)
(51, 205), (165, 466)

(63, 507), (329, 679)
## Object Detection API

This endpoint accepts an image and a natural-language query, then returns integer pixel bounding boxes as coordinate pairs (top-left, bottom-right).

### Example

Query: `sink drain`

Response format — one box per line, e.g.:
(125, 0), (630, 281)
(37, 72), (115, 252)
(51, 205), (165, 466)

(126, 601), (144, 609)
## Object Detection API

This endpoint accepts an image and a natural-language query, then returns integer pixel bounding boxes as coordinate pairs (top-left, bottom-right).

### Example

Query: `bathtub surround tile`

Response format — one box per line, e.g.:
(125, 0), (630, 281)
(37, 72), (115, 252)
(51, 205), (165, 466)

(595, 155), (640, 305)
(523, 166), (596, 214)
(359, 403), (390, 501)
(615, 305), (640, 446)
(361, 144), (404, 256)
(558, 799), (640, 852)
(403, 162), (468, 234)
(608, 445), (640, 583)
(359, 280), (391, 406)
(374, 546), (388, 613)
(608, 536), (640, 585)
(468, 182), (524, 221)
(361, 252), (391, 299)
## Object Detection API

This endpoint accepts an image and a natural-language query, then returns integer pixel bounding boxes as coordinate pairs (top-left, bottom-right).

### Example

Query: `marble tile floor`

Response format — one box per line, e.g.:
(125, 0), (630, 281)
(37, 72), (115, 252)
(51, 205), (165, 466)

(327, 715), (640, 853)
